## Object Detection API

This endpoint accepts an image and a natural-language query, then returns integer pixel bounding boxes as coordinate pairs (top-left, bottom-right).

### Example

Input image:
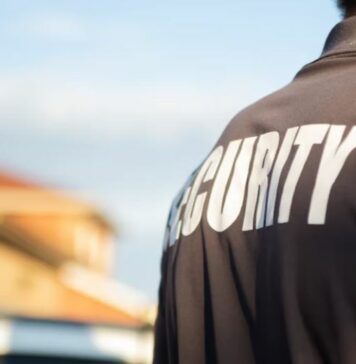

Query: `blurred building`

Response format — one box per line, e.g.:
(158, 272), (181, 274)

(0, 173), (154, 363)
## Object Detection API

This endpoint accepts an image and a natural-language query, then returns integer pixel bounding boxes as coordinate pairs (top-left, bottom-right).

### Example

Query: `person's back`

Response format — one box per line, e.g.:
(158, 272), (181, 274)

(154, 2), (356, 363)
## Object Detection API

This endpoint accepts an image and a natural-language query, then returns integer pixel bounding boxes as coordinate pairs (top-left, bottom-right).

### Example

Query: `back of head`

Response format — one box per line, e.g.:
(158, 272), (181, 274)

(338, 0), (356, 16)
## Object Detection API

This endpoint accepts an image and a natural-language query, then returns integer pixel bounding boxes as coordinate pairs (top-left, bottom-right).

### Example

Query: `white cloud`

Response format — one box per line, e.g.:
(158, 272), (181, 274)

(0, 71), (265, 142)
(9, 14), (87, 42)
(0, 12), (278, 143)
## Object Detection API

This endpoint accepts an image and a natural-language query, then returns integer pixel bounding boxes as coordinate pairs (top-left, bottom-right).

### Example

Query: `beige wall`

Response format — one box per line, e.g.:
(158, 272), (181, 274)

(5, 215), (113, 275)
(0, 241), (143, 327)
(0, 241), (62, 318)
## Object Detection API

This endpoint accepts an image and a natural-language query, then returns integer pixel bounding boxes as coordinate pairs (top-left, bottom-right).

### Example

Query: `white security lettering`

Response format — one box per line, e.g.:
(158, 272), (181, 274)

(182, 146), (224, 236)
(172, 186), (191, 244)
(166, 123), (356, 240)
(309, 125), (356, 224)
(208, 137), (256, 232)
(242, 132), (280, 231)
(278, 124), (330, 224)
(266, 127), (299, 226)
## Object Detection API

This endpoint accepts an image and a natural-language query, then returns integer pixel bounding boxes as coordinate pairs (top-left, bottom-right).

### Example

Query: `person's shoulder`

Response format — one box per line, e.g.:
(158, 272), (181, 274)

(219, 81), (297, 143)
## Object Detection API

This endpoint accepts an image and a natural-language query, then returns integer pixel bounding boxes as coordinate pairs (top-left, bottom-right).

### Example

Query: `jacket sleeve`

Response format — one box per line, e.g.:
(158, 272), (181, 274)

(153, 246), (169, 363)
(153, 196), (177, 364)
(153, 173), (197, 363)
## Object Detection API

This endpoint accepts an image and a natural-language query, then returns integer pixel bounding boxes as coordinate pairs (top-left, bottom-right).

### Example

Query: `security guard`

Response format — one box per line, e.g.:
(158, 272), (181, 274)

(154, 1), (356, 363)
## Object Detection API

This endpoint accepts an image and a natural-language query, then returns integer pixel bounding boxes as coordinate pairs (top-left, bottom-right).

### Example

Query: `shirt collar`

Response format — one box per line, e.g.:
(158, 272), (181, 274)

(322, 16), (356, 57)
(322, 15), (356, 57)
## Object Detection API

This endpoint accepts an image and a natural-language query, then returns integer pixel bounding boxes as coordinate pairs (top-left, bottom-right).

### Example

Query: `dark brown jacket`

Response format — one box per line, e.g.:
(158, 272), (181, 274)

(154, 16), (356, 364)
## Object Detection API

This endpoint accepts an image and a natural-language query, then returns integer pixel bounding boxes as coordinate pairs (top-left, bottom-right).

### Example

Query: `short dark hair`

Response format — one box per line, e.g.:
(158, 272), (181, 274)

(337, 0), (356, 15)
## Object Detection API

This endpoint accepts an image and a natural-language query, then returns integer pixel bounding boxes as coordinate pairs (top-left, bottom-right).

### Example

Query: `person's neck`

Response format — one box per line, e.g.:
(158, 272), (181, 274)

(346, 8), (356, 18)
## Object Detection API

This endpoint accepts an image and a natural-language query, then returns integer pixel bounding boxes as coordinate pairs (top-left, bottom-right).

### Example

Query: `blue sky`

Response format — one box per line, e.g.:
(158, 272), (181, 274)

(0, 0), (340, 300)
